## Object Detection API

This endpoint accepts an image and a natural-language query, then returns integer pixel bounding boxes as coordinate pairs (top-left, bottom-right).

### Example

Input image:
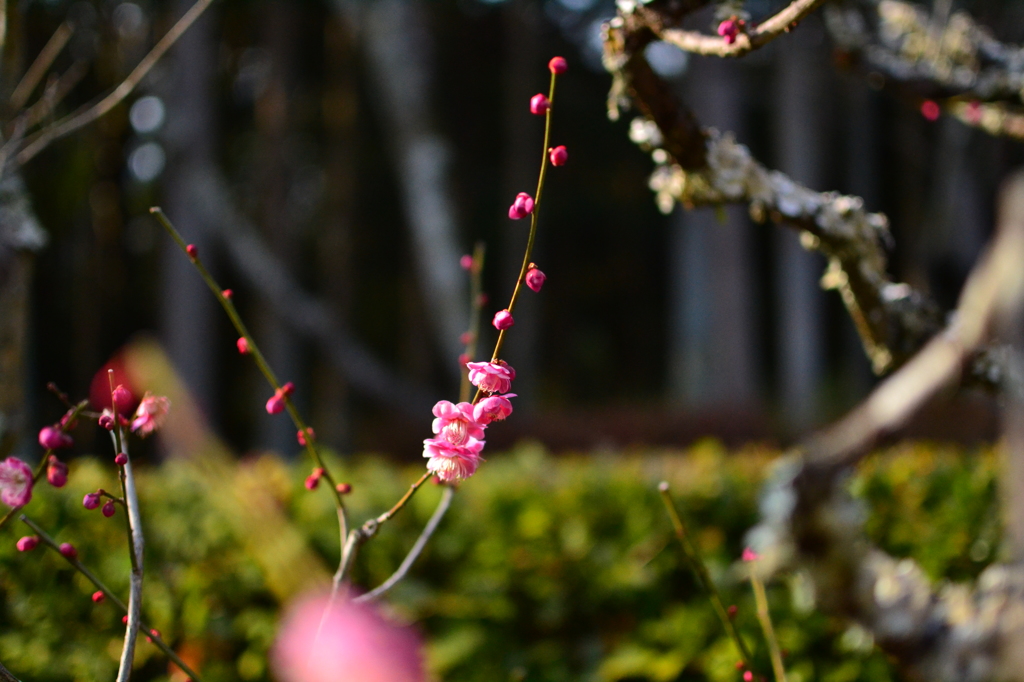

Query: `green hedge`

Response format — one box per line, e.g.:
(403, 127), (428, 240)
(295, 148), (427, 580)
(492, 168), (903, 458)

(0, 440), (998, 682)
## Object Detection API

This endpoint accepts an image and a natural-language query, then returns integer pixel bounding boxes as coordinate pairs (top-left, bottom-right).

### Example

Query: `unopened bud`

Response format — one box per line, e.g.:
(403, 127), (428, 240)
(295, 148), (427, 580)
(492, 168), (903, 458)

(38, 426), (73, 451)
(59, 543), (77, 559)
(529, 93), (550, 115)
(549, 145), (568, 166)
(459, 255), (473, 270)
(186, 244), (198, 259)
(83, 493), (101, 510)
(111, 385), (133, 412)
(102, 501), (116, 517)
(115, 453), (128, 466)
(525, 266), (546, 293)
(492, 310), (514, 330)
(548, 56), (568, 74)
(98, 413), (115, 430)
(222, 289), (234, 299)
(16, 536), (39, 552)
(236, 337), (250, 354)
(92, 591), (105, 603)
(336, 482), (352, 494)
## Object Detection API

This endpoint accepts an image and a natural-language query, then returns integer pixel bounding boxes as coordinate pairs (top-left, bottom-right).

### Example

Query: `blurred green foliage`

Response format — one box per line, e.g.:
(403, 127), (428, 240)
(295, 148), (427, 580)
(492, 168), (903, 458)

(0, 440), (999, 682)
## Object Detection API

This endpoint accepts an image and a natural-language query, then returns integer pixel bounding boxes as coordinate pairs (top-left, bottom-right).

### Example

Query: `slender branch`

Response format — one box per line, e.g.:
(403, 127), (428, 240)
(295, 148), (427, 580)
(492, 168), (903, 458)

(749, 570), (787, 682)
(10, 22), (74, 110)
(0, 660), (18, 682)
(18, 515), (203, 682)
(658, 482), (753, 667)
(659, 0), (826, 58)
(355, 485), (454, 603)
(11, 0), (215, 170)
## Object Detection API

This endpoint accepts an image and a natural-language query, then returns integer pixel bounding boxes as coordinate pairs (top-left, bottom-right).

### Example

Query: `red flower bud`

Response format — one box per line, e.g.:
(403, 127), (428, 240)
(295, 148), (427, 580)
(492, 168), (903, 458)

(102, 501), (116, 517)
(297, 427), (315, 446)
(83, 493), (101, 510)
(98, 413), (115, 430)
(186, 244), (198, 259)
(548, 56), (568, 74)
(111, 385), (133, 413)
(46, 456), (68, 488)
(529, 93), (550, 115)
(549, 145), (568, 167)
(92, 591), (105, 603)
(492, 310), (514, 330)
(16, 536), (38, 552)
(236, 337), (250, 354)
(38, 426), (73, 450)
(59, 542), (77, 559)
(115, 453), (128, 466)
(336, 482), (352, 494)
(525, 266), (546, 293)
(222, 288), (234, 299)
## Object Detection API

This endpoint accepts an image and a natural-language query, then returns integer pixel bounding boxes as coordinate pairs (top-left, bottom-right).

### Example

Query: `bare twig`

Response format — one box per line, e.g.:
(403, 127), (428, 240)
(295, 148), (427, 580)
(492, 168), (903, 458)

(659, 482), (753, 667)
(660, 0), (826, 58)
(18, 515), (203, 682)
(749, 172), (1024, 681)
(10, 22), (74, 110)
(355, 485), (454, 603)
(0, 659), (19, 682)
(749, 568), (788, 682)
(11, 0), (214, 169)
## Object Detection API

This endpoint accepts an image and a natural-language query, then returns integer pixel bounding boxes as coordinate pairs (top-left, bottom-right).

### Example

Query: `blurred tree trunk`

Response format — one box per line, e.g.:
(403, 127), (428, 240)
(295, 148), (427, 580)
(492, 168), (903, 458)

(160, 0), (218, 418)
(254, 0), (305, 454)
(670, 56), (758, 408)
(773, 19), (827, 431)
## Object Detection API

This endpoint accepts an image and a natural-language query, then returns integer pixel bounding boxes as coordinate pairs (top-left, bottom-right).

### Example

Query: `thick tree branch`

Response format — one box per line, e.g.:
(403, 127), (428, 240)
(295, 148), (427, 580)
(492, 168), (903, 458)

(660, 0), (827, 58)
(748, 172), (1024, 682)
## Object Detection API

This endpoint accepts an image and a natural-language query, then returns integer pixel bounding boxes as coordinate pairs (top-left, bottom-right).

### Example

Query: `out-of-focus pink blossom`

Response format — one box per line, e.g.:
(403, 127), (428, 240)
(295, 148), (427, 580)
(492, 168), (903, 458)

(336, 482), (352, 494)
(921, 99), (941, 121)
(717, 18), (740, 44)
(525, 266), (546, 293)
(131, 393), (171, 437)
(0, 457), (33, 508)
(16, 536), (38, 552)
(111, 384), (134, 413)
(297, 427), (315, 446)
(508, 192), (535, 220)
(46, 456), (68, 488)
(38, 425), (73, 451)
(59, 542), (77, 559)
(549, 145), (568, 167)
(98, 411), (115, 430)
(459, 254), (474, 270)
(272, 591), (426, 682)
(423, 437), (484, 483)
(466, 360), (515, 394)
(741, 547), (760, 562)
(186, 244), (198, 259)
(305, 468), (325, 491)
(237, 337), (250, 354)
(474, 394), (515, 424)
(222, 288), (234, 299)
(548, 56), (568, 74)
(92, 591), (105, 603)
(266, 393), (286, 415)
(529, 93), (550, 115)
(431, 401), (485, 445)
(492, 310), (514, 330)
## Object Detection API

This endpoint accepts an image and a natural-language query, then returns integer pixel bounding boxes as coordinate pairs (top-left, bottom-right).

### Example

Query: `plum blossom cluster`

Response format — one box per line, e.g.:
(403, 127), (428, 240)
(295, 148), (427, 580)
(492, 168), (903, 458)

(423, 363), (516, 483)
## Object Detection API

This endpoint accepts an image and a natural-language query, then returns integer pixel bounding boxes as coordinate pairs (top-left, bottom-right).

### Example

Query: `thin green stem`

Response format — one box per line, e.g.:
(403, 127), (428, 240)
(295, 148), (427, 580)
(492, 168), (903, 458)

(18, 515), (203, 682)
(658, 482), (753, 667)
(149, 208), (346, 522)
(0, 400), (88, 534)
(751, 570), (787, 682)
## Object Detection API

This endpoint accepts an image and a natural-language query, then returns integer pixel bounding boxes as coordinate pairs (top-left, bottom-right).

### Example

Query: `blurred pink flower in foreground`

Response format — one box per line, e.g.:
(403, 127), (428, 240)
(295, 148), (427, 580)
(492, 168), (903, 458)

(272, 591), (426, 682)
(131, 393), (171, 437)
(0, 457), (33, 508)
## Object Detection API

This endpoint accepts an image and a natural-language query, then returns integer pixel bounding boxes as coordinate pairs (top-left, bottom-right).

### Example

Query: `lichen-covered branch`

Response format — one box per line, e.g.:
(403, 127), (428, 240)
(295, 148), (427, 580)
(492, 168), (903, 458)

(747, 172), (1024, 682)
(659, 0), (826, 58)
(604, 5), (947, 375)
(825, 0), (1024, 105)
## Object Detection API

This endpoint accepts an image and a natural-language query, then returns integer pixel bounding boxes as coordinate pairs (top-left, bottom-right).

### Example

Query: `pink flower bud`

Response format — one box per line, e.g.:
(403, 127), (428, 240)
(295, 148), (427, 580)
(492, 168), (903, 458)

(92, 591), (105, 603)
(237, 337), (250, 354)
(186, 244), (198, 259)
(266, 393), (286, 415)
(525, 266), (546, 293)
(304, 467), (324, 490)
(281, 382), (295, 397)
(492, 310), (514, 330)
(336, 482), (352, 494)
(743, 671), (753, 682)
(147, 628), (160, 643)
(98, 413), (115, 430)
(111, 385), (133, 413)
(46, 456), (68, 488)
(717, 18), (740, 44)
(115, 453), (128, 466)
(38, 426), (73, 450)
(16, 536), (38, 552)
(921, 99), (940, 121)
(59, 542), (77, 559)
(102, 501), (116, 517)
(297, 427), (315, 446)
(548, 56), (568, 74)
(529, 93), (550, 115)
(508, 192), (535, 220)
(549, 145), (568, 166)
(222, 288), (234, 299)
(459, 255), (473, 270)
(83, 492), (101, 510)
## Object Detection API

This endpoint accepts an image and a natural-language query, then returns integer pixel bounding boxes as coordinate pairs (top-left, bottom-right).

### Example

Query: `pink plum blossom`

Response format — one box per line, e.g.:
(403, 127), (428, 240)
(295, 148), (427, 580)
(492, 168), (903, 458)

(525, 267), (546, 292)
(466, 360), (515, 394)
(508, 192), (535, 220)
(423, 437), (484, 483)
(272, 591), (426, 682)
(131, 393), (171, 437)
(432, 401), (485, 445)
(459, 254), (473, 270)
(474, 394), (515, 424)
(0, 457), (33, 508)
(717, 18), (740, 44)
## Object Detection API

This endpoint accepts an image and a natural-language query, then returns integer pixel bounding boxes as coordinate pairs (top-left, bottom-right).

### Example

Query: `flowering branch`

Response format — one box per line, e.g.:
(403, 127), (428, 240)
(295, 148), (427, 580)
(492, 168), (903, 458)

(18, 514), (203, 682)
(747, 172), (1024, 681)
(8, 0), (214, 172)
(659, 0), (826, 58)
(354, 485), (455, 603)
